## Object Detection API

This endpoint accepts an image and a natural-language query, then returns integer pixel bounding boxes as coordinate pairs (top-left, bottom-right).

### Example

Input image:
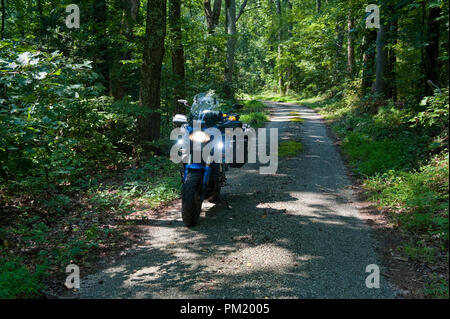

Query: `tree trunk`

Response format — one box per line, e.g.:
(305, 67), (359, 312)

(276, 0), (286, 95)
(361, 30), (377, 96)
(110, 0), (140, 100)
(333, 23), (344, 86)
(204, 0), (222, 33)
(386, 4), (398, 100)
(285, 0), (292, 94)
(37, 0), (46, 35)
(1, 0), (5, 40)
(420, 0), (426, 98)
(425, 6), (441, 96)
(203, 0), (222, 78)
(374, 21), (388, 97)
(347, 11), (355, 78)
(316, 0), (321, 13)
(224, 0), (237, 98)
(138, 0), (166, 143)
(169, 0), (186, 114)
(93, 0), (110, 89)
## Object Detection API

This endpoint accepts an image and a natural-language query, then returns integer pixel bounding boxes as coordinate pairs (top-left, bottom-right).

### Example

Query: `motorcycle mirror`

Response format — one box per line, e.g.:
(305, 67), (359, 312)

(177, 99), (188, 106)
(232, 103), (244, 110)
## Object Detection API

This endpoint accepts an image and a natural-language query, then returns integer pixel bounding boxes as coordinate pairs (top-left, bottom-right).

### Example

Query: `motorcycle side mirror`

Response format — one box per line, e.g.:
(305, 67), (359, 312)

(177, 99), (189, 107)
(232, 103), (244, 110)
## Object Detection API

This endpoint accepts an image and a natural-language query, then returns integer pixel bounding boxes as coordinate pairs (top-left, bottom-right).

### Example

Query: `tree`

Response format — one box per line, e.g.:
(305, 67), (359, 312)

(347, 9), (355, 77)
(1, 0), (5, 40)
(92, 0), (110, 89)
(361, 29), (377, 95)
(276, 0), (285, 95)
(36, 0), (45, 35)
(138, 0), (167, 143)
(386, 2), (398, 100)
(224, 0), (237, 98)
(374, 18), (388, 97)
(203, 0), (222, 80)
(169, 0), (186, 114)
(110, 0), (140, 100)
(425, 5), (441, 96)
(204, 0), (222, 33)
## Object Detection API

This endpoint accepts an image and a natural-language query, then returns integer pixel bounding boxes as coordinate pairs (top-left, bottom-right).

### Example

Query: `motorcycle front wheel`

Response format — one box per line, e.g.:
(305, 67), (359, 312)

(181, 171), (203, 227)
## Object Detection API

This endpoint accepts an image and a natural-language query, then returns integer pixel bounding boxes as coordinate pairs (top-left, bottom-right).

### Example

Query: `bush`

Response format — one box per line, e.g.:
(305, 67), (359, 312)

(365, 153), (449, 240)
(0, 257), (47, 298)
(412, 88), (449, 137)
(0, 40), (138, 190)
(238, 99), (270, 128)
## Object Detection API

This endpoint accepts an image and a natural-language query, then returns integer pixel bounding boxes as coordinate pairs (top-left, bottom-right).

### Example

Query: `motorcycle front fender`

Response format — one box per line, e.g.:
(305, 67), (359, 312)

(183, 164), (211, 185)
(183, 164), (211, 200)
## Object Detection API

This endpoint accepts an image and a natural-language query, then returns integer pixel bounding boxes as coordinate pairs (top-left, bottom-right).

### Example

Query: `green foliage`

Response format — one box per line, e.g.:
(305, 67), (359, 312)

(342, 132), (424, 176)
(412, 88), (449, 137)
(0, 41), (139, 190)
(365, 154), (449, 240)
(0, 257), (47, 298)
(238, 99), (270, 128)
(240, 112), (269, 128)
(424, 275), (449, 299)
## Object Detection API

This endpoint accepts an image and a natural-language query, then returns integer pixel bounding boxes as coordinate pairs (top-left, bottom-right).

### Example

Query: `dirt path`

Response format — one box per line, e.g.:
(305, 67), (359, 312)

(68, 102), (396, 298)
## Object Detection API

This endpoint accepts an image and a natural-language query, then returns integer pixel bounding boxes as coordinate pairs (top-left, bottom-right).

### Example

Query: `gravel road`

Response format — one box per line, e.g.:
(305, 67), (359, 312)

(70, 101), (396, 299)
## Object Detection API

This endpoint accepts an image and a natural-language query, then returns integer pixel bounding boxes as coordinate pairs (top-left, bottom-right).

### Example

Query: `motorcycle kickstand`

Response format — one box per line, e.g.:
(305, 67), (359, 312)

(218, 194), (231, 210)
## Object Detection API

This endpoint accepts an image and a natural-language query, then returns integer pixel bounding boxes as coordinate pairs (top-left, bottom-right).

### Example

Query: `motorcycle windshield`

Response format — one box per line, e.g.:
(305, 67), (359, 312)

(190, 91), (222, 118)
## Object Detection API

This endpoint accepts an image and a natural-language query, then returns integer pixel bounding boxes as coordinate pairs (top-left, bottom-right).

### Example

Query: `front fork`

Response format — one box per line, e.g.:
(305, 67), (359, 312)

(182, 155), (224, 201)
(182, 155), (212, 201)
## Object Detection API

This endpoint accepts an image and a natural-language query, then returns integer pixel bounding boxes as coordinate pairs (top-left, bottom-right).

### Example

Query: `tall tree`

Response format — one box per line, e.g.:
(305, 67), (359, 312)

(333, 22), (345, 86)
(222, 0), (249, 98)
(347, 9), (355, 77)
(204, 0), (222, 33)
(1, 0), (5, 40)
(110, 0), (140, 100)
(387, 3), (398, 100)
(93, 0), (110, 89)
(169, 0), (186, 114)
(276, 0), (284, 95)
(138, 0), (167, 143)
(361, 29), (377, 95)
(224, 0), (237, 98)
(203, 0), (222, 79)
(374, 19), (389, 97)
(425, 5), (441, 95)
(36, 0), (45, 35)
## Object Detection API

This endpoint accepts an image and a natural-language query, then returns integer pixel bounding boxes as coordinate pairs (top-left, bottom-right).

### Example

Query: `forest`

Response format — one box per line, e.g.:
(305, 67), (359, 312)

(0, 0), (448, 298)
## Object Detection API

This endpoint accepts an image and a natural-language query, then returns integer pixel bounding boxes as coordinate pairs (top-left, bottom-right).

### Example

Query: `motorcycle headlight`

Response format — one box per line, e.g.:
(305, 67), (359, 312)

(189, 131), (210, 143)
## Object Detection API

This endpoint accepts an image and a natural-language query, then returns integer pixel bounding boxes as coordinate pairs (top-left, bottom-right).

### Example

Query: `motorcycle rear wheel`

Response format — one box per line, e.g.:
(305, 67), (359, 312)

(182, 171), (203, 227)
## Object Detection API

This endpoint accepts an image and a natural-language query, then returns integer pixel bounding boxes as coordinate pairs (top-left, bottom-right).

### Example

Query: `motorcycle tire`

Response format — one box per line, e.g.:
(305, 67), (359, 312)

(182, 171), (203, 227)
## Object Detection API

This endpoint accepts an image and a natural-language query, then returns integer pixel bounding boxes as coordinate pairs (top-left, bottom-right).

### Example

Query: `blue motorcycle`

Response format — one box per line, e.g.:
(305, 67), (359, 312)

(172, 92), (249, 227)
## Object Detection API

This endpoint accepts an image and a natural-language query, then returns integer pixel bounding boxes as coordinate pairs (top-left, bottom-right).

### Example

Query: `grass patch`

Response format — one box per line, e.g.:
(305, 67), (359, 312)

(240, 112), (269, 128)
(289, 111), (305, 123)
(424, 275), (449, 299)
(238, 99), (270, 128)
(278, 140), (303, 157)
